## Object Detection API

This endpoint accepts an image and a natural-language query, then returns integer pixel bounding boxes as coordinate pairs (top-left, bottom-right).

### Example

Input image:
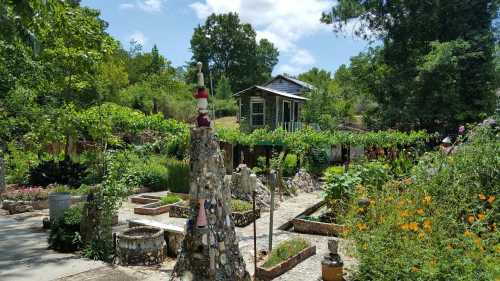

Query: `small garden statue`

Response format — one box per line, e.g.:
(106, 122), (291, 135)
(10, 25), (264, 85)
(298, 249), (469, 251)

(321, 239), (343, 281)
(170, 63), (250, 281)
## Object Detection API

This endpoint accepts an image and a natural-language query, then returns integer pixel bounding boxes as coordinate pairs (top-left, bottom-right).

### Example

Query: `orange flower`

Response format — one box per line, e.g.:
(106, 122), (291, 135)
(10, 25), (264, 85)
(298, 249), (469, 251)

(474, 238), (484, 252)
(423, 219), (432, 231)
(411, 266), (420, 273)
(400, 223), (409, 231)
(422, 196), (432, 205)
(467, 215), (475, 224)
(477, 213), (485, 220)
(478, 193), (486, 200)
(487, 196), (496, 204)
(408, 222), (419, 232)
(417, 208), (425, 215)
(400, 210), (411, 218)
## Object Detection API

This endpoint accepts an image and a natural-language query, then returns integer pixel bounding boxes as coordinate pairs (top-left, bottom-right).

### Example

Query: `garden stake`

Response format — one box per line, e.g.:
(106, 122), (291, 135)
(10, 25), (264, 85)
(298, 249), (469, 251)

(253, 190), (257, 278)
(268, 170), (277, 252)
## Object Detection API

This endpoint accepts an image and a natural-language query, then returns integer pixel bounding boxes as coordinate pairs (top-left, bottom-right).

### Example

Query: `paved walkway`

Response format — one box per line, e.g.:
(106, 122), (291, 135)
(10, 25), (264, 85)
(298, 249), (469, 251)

(0, 191), (355, 281)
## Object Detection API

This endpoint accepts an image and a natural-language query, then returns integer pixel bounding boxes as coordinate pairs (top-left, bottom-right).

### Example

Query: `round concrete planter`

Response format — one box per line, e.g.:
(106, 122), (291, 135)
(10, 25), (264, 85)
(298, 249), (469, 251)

(48, 192), (71, 222)
(116, 226), (166, 266)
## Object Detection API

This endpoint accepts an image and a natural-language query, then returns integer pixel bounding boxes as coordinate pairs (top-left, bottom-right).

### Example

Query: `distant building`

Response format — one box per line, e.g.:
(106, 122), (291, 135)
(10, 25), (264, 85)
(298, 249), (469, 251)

(234, 75), (314, 132)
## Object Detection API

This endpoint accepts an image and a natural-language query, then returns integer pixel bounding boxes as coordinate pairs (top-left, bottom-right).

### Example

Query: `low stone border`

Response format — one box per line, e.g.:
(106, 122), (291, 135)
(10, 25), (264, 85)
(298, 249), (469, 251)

(134, 201), (174, 216)
(233, 209), (261, 227)
(130, 194), (161, 204)
(256, 245), (317, 281)
(169, 203), (260, 227)
(292, 218), (345, 236)
(1, 195), (86, 215)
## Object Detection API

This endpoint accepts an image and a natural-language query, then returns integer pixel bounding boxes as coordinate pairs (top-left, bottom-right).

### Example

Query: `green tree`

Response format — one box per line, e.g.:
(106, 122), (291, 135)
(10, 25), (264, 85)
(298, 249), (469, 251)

(215, 75), (233, 99)
(190, 13), (279, 91)
(322, 0), (499, 133)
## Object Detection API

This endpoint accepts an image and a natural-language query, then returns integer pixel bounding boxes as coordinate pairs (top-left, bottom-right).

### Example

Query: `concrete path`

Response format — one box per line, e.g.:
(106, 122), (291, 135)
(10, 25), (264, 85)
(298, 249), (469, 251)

(0, 191), (354, 281)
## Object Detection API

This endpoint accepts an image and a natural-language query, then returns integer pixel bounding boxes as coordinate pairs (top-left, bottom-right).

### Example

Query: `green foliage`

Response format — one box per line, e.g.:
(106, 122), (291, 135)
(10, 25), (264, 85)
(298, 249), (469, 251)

(166, 158), (190, 194)
(28, 157), (88, 187)
(324, 165), (344, 176)
(212, 97), (238, 118)
(282, 154), (298, 177)
(322, 1), (498, 133)
(344, 123), (499, 281)
(190, 13), (279, 91)
(215, 75), (233, 99)
(48, 205), (83, 252)
(262, 238), (310, 268)
(231, 199), (252, 213)
(4, 142), (39, 184)
(160, 194), (182, 205)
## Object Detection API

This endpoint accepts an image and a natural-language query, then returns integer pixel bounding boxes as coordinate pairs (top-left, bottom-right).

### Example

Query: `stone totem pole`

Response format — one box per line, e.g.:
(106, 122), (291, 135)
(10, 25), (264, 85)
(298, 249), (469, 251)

(170, 63), (250, 281)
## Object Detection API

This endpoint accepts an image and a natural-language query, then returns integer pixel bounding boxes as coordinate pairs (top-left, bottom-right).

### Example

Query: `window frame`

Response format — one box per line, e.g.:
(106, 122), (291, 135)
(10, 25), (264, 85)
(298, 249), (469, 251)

(250, 98), (265, 127)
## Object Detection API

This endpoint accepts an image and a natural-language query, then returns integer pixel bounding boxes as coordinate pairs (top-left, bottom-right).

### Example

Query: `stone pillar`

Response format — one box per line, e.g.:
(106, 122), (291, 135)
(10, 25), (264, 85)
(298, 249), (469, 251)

(170, 127), (250, 281)
(0, 156), (5, 193)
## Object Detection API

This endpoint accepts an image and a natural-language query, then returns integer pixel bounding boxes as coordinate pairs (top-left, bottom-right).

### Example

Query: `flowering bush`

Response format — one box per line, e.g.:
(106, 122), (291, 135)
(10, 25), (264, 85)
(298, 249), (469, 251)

(2, 187), (49, 201)
(344, 124), (499, 280)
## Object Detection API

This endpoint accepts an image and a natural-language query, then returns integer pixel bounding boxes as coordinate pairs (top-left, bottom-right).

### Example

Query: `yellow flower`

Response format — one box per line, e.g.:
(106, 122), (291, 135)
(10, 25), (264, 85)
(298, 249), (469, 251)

(400, 223), (409, 231)
(411, 266), (420, 273)
(467, 215), (475, 224)
(418, 232), (425, 241)
(474, 238), (484, 252)
(464, 230), (475, 238)
(478, 193), (486, 200)
(487, 195), (496, 204)
(490, 223), (497, 232)
(477, 213), (485, 220)
(400, 210), (411, 218)
(423, 219), (432, 231)
(417, 208), (425, 215)
(357, 223), (368, 231)
(422, 196), (432, 205)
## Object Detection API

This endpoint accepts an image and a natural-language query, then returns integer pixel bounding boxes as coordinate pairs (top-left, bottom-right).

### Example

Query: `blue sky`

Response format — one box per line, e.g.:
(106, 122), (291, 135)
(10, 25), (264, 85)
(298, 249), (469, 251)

(81, 0), (371, 76)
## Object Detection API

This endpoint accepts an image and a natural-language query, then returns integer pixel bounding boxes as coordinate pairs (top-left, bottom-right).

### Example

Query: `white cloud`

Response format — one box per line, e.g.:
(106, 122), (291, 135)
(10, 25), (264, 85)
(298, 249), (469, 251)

(189, 0), (334, 74)
(120, 0), (165, 13)
(129, 31), (148, 46)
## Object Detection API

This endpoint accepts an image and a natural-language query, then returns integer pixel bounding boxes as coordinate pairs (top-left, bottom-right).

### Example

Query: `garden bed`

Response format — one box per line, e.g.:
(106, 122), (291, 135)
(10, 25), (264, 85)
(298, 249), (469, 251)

(131, 194), (162, 204)
(133, 194), (184, 216)
(169, 199), (260, 227)
(292, 217), (345, 236)
(256, 238), (316, 281)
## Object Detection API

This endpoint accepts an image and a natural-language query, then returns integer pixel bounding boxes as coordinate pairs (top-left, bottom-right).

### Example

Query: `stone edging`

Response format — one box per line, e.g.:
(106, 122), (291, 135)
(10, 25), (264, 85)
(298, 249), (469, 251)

(292, 218), (345, 236)
(256, 245), (317, 281)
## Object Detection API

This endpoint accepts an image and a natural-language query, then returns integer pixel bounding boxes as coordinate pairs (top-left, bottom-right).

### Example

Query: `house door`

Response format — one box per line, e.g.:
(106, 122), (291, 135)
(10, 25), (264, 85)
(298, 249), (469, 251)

(283, 101), (291, 124)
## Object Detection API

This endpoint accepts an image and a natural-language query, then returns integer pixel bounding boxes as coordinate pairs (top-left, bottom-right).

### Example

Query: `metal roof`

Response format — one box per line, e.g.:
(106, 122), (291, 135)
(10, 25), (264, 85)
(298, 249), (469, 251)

(234, 85), (309, 101)
(265, 74), (316, 91)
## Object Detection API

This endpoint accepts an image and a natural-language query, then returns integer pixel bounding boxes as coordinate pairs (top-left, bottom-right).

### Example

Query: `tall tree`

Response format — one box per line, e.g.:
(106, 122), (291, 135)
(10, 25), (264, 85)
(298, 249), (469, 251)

(190, 13), (279, 91)
(322, 0), (499, 133)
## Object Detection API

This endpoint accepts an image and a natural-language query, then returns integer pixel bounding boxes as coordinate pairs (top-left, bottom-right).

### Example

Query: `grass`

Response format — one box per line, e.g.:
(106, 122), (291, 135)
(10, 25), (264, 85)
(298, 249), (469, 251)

(262, 237), (310, 269)
(231, 199), (252, 212)
(160, 194), (182, 205)
(214, 116), (239, 130)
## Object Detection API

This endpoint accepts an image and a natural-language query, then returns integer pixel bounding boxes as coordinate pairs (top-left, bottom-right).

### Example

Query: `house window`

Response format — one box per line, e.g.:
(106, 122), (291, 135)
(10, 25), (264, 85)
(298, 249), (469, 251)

(250, 98), (265, 126)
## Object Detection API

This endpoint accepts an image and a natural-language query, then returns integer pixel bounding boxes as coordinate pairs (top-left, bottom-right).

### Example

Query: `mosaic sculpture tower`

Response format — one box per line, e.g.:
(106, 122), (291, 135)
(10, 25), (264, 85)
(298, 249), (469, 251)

(170, 63), (250, 281)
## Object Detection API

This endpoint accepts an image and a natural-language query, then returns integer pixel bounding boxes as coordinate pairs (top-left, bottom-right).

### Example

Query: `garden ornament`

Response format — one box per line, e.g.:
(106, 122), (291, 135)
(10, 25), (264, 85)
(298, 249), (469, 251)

(194, 62), (210, 127)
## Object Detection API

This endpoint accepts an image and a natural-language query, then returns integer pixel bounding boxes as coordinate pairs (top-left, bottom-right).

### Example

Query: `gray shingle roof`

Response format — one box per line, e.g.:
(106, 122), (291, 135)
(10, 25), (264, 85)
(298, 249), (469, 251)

(234, 85), (308, 101)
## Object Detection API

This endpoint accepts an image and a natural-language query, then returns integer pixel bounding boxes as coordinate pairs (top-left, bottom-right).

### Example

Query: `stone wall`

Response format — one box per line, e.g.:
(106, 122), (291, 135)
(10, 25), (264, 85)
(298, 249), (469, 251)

(0, 156), (5, 194)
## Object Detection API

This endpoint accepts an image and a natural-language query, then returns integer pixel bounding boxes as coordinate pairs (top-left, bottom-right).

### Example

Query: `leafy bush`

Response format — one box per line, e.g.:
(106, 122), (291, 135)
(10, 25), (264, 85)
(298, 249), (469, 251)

(262, 237), (310, 268)
(28, 157), (88, 187)
(305, 148), (329, 175)
(166, 158), (190, 194)
(351, 159), (391, 190)
(4, 142), (39, 184)
(138, 161), (168, 191)
(283, 154), (298, 177)
(160, 194), (182, 205)
(231, 199), (252, 213)
(345, 125), (499, 281)
(324, 165), (344, 176)
(48, 205), (83, 252)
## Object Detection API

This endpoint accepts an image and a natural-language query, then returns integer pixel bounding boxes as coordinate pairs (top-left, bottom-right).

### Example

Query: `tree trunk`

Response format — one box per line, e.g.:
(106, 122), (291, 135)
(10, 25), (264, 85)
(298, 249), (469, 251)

(171, 127), (250, 281)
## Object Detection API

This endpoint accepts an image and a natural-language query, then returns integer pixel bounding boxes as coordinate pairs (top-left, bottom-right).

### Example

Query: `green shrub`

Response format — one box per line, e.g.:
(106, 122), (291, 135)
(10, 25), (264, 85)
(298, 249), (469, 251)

(262, 238), (310, 268)
(283, 154), (298, 177)
(305, 148), (328, 175)
(345, 125), (499, 281)
(28, 157), (88, 187)
(139, 161), (168, 191)
(351, 159), (391, 190)
(4, 142), (39, 184)
(48, 205), (83, 252)
(166, 158), (190, 194)
(160, 194), (182, 205)
(324, 165), (344, 176)
(231, 199), (252, 212)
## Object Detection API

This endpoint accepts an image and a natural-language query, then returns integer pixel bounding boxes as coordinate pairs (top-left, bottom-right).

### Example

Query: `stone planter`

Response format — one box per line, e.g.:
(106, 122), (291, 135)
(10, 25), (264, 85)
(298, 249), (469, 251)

(116, 226), (166, 266)
(131, 194), (161, 205)
(169, 203), (190, 218)
(256, 245), (316, 281)
(232, 208), (261, 227)
(134, 201), (175, 216)
(292, 218), (345, 236)
(48, 192), (71, 222)
(169, 203), (260, 227)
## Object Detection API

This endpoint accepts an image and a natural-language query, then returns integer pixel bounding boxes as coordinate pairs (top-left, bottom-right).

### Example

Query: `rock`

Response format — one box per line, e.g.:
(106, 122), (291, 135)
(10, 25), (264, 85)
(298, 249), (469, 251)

(227, 165), (271, 209)
(2, 200), (34, 214)
(357, 198), (370, 207)
(328, 239), (338, 254)
(289, 169), (318, 193)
